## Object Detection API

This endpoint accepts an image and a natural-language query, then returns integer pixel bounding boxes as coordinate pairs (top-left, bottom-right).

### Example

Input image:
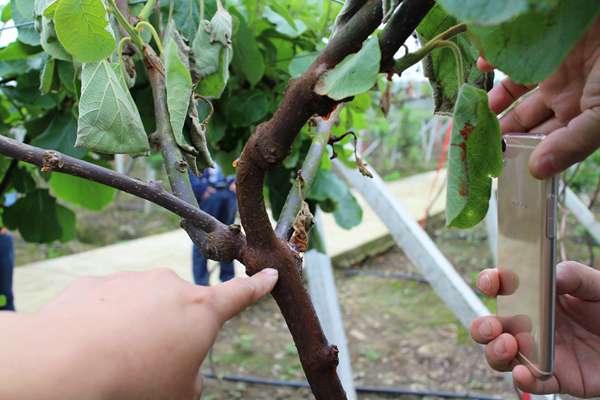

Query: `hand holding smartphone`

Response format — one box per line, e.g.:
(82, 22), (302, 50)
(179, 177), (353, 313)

(497, 134), (558, 378)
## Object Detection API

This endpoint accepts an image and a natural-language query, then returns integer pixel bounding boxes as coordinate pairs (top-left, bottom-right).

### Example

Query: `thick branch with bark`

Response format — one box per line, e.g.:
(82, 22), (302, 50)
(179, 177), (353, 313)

(0, 135), (245, 262)
(236, 0), (435, 398)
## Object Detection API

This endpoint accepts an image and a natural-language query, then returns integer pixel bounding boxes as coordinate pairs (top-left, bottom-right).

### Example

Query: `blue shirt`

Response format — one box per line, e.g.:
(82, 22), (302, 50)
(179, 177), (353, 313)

(189, 166), (234, 202)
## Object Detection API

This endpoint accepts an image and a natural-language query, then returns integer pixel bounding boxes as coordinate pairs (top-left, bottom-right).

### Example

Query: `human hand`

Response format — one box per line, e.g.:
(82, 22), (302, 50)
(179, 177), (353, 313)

(478, 17), (600, 179)
(471, 261), (600, 397)
(0, 268), (278, 400)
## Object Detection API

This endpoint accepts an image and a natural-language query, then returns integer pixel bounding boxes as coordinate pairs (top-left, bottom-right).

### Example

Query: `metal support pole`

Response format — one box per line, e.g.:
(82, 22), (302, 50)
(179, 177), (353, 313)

(305, 211), (357, 400)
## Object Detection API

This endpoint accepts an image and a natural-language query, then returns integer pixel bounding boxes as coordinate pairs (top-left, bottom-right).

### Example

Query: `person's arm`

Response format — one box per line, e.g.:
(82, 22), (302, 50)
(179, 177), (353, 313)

(0, 268), (278, 400)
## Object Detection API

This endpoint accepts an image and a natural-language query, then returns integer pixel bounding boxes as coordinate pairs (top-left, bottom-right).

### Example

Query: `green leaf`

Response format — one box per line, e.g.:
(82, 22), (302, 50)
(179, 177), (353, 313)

(1, 4), (11, 22)
(288, 52), (318, 78)
(437, 0), (558, 25)
(231, 10), (264, 86)
(76, 61), (150, 154)
(446, 84), (503, 228)
(333, 191), (362, 230)
(164, 24), (194, 153)
(417, 4), (493, 113)
(195, 46), (232, 98)
(315, 36), (381, 101)
(223, 90), (269, 128)
(57, 60), (77, 93)
(50, 172), (116, 211)
(40, 16), (72, 61)
(11, 0), (40, 46)
(192, 20), (221, 77)
(0, 41), (40, 61)
(467, 0), (600, 84)
(263, 6), (306, 38)
(56, 204), (76, 242)
(32, 112), (87, 158)
(54, 0), (116, 63)
(34, 0), (59, 18)
(309, 169), (362, 229)
(3, 189), (63, 243)
(39, 57), (55, 94)
(170, 0), (200, 40)
(0, 295), (7, 308)
(12, 167), (36, 194)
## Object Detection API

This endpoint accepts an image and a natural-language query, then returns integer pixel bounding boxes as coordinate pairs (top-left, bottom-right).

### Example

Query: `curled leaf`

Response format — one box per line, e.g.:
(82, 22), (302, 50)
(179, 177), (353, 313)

(76, 61), (149, 154)
(164, 23), (195, 154)
(192, 20), (221, 77)
(290, 201), (313, 253)
(210, 0), (232, 46)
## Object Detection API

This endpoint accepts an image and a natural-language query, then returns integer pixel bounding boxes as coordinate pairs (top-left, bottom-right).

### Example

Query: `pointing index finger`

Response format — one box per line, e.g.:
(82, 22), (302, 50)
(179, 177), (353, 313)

(208, 268), (279, 323)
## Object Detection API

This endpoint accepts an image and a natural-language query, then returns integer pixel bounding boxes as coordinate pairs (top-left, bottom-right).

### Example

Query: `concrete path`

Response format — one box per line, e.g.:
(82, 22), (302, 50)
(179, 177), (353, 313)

(14, 170), (447, 313)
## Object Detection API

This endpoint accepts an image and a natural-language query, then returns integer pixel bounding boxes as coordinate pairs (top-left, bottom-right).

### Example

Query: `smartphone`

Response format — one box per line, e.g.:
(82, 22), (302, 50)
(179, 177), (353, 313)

(496, 133), (558, 378)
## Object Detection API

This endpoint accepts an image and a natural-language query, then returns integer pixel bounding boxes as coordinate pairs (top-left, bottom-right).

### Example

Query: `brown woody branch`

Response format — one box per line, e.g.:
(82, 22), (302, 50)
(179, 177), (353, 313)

(236, 0), (434, 398)
(0, 135), (245, 262)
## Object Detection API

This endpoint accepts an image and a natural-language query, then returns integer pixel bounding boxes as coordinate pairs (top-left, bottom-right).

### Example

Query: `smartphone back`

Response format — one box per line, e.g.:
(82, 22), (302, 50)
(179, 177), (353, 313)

(497, 134), (557, 377)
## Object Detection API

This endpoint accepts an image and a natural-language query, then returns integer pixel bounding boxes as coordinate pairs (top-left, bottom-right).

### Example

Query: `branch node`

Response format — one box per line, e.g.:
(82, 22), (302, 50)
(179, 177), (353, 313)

(41, 151), (64, 172)
(176, 160), (188, 173)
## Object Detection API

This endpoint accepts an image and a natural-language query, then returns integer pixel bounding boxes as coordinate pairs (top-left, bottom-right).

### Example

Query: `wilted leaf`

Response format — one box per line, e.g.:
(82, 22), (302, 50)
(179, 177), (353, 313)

(315, 36), (381, 101)
(468, 0), (600, 84)
(164, 23), (195, 154)
(76, 61), (149, 154)
(192, 21), (221, 77)
(50, 172), (116, 211)
(54, 0), (116, 63)
(446, 83), (502, 228)
(210, 0), (232, 46)
(195, 46), (232, 98)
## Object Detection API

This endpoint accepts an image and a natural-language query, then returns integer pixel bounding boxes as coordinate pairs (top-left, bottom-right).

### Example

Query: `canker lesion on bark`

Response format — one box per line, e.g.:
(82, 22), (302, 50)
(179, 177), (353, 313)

(0, 1), (435, 398)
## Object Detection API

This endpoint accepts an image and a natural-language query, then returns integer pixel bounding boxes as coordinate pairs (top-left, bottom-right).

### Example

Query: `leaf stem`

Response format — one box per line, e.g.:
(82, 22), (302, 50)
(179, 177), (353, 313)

(117, 36), (132, 65)
(137, 0), (157, 20)
(107, 0), (145, 50)
(136, 21), (164, 54)
(393, 22), (466, 75)
(436, 39), (464, 85)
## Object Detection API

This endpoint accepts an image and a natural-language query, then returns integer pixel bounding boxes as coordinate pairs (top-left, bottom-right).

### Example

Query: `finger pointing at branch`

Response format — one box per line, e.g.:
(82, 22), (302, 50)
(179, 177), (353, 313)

(208, 268), (279, 323)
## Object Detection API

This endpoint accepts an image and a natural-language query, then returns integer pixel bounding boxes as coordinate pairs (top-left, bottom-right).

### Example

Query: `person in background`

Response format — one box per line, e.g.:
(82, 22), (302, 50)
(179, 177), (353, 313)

(0, 191), (17, 311)
(189, 166), (237, 286)
(0, 228), (15, 311)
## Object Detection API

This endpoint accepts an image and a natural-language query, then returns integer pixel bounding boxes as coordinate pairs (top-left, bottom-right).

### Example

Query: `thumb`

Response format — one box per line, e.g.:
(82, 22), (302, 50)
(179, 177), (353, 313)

(208, 268), (279, 323)
(556, 261), (600, 301)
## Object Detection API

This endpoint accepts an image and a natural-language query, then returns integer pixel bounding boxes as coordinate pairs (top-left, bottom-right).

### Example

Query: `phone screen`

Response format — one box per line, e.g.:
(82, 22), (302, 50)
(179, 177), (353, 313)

(496, 134), (557, 377)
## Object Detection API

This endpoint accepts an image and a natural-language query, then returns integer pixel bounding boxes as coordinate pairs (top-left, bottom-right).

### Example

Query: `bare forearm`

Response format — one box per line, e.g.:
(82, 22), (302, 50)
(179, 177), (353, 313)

(0, 313), (112, 400)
